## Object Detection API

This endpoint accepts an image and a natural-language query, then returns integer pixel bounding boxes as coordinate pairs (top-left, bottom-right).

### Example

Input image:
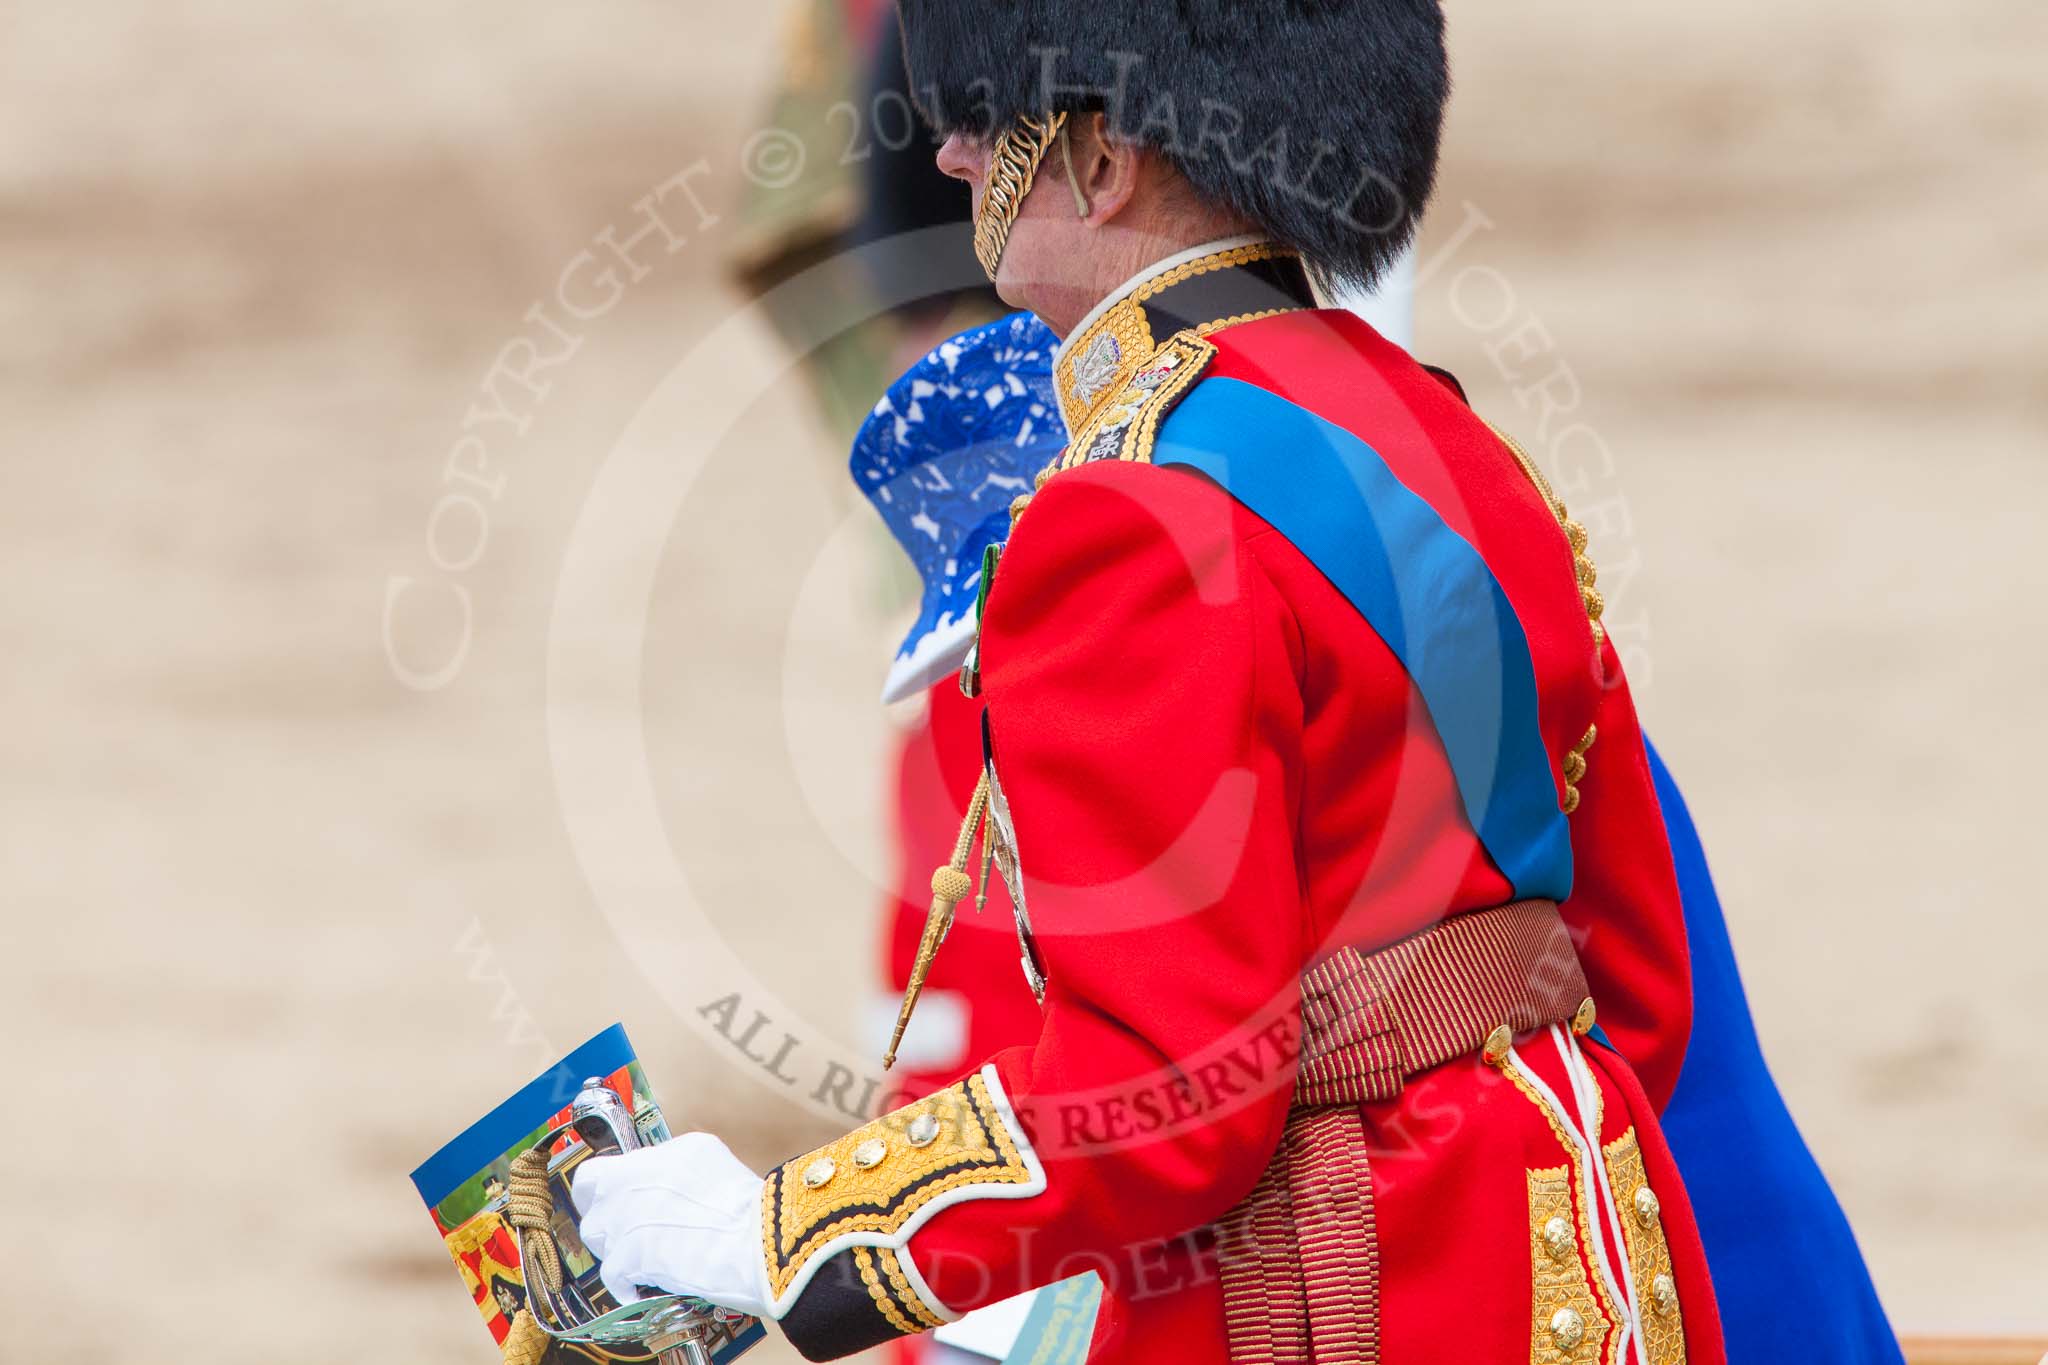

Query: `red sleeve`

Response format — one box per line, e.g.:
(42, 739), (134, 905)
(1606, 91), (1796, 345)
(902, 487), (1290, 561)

(1560, 634), (1692, 1112)
(907, 460), (1309, 1312)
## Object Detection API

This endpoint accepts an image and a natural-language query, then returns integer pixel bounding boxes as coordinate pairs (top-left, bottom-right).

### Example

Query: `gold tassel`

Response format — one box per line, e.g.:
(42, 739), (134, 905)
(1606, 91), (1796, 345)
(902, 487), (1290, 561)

(883, 771), (990, 1069)
(504, 1146), (562, 1293)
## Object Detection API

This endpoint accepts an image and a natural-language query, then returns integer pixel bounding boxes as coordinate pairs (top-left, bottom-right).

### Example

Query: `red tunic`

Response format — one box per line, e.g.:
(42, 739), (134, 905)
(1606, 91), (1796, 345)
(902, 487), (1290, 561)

(773, 265), (1725, 1365)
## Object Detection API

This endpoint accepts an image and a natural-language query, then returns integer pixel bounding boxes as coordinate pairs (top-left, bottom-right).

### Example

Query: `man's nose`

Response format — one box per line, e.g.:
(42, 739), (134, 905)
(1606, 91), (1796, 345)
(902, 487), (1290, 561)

(935, 132), (979, 183)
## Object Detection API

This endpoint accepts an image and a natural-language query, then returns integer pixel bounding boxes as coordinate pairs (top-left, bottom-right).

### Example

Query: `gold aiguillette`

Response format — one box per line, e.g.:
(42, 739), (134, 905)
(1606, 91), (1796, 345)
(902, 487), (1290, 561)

(883, 770), (992, 1069)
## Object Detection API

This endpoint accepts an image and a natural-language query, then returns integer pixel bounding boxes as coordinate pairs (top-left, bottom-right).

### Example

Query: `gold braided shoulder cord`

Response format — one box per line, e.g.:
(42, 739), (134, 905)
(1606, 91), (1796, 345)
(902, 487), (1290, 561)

(973, 112), (1069, 280)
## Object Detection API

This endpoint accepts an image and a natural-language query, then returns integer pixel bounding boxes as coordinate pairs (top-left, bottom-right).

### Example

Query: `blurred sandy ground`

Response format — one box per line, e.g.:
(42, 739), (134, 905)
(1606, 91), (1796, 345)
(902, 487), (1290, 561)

(2, 2), (2043, 1360)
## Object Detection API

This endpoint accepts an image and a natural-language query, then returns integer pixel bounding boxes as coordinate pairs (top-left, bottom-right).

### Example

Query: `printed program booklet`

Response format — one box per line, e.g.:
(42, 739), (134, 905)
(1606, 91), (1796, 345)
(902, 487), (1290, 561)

(411, 1024), (765, 1363)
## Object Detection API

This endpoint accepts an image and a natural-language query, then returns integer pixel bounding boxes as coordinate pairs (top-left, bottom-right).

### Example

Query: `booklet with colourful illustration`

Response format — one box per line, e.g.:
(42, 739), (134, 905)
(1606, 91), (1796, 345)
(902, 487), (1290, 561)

(411, 1024), (765, 1363)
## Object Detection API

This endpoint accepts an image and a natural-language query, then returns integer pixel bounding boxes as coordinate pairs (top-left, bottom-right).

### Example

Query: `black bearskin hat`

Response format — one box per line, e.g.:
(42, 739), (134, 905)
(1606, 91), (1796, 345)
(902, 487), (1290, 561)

(898, 0), (1448, 290)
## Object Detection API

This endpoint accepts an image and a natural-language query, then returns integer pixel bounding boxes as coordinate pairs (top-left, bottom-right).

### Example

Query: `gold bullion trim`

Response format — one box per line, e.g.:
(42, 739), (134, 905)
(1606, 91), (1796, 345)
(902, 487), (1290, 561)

(1501, 1062), (1628, 1365)
(851, 1246), (921, 1336)
(866, 1245), (946, 1331)
(1529, 1164), (1615, 1365)
(1603, 1127), (1688, 1365)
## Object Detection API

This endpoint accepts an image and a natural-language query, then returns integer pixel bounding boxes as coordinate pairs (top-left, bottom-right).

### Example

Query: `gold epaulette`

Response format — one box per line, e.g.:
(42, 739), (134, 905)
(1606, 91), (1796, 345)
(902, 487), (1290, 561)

(760, 1066), (1045, 1318)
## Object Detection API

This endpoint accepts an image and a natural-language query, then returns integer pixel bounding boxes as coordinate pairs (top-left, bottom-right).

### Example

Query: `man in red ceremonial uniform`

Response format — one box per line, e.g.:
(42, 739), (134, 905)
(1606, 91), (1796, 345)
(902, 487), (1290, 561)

(572, 5), (1730, 1362)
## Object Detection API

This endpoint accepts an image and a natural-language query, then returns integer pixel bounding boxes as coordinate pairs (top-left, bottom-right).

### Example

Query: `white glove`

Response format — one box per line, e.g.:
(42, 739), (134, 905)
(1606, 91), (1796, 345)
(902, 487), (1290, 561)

(570, 1131), (773, 1319)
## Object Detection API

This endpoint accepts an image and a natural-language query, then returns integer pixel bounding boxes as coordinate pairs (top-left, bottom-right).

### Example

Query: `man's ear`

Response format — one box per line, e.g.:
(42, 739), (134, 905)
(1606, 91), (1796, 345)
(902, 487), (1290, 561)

(1072, 112), (1143, 228)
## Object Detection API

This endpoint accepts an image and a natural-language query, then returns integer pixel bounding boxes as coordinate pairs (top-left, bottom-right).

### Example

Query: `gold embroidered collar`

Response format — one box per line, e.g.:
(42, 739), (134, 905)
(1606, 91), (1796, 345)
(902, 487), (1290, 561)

(1053, 238), (1317, 436)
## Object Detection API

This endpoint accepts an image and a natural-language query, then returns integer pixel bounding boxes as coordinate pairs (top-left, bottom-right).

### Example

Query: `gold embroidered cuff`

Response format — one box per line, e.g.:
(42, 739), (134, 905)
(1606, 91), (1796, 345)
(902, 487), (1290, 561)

(776, 1244), (947, 1361)
(853, 1245), (947, 1333)
(760, 1064), (1046, 1318)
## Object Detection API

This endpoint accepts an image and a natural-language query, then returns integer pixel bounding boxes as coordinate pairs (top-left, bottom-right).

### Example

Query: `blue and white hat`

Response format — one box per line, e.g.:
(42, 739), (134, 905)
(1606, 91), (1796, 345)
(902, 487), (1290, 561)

(850, 311), (1064, 703)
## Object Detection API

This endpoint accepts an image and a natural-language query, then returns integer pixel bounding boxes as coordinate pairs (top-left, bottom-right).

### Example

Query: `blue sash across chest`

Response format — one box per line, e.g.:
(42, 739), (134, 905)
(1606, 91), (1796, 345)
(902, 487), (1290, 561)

(1152, 377), (1574, 903)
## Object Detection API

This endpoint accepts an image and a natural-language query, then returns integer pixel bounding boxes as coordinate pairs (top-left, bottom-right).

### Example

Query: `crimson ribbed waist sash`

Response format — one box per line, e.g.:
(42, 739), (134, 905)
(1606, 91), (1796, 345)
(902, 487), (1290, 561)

(1216, 900), (1591, 1364)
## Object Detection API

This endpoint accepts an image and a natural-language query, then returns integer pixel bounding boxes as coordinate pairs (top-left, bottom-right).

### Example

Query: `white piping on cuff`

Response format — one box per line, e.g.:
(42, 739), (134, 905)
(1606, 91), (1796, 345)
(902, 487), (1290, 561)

(895, 1243), (962, 1325)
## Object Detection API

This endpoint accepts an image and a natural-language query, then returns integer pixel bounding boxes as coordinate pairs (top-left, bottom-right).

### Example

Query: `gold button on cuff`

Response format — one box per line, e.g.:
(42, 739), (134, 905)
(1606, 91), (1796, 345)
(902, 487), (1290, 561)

(1652, 1273), (1678, 1315)
(906, 1113), (940, 1148)
(852, 1138), (888, 1170)
(1633, 1185), (1661, 1228)
(1549, 1306), (1586, 1352)
(1482, 1024), (1514, 1067)
(801, 1157), (836, 1189)
(1542, 1215), (1574, 1263)
(1572, 997), (1597, 1036)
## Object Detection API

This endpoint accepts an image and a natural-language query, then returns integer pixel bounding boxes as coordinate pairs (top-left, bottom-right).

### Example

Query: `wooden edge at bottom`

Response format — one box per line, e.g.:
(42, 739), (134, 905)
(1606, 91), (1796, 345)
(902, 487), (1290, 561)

(1900, 1339), (2048, 1365)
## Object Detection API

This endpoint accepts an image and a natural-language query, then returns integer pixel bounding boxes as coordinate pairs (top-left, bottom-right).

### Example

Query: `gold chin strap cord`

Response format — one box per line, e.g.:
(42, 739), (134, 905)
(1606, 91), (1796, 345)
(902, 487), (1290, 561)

(884, 769), (991, 1068)
(972, 111), (1073, 281)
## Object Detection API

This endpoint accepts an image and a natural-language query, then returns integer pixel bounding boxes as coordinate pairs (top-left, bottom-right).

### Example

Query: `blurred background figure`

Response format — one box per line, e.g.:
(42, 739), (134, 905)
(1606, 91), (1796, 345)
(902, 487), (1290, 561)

(726, 0), (1004, 439)
(846, 314), (1056, 1109)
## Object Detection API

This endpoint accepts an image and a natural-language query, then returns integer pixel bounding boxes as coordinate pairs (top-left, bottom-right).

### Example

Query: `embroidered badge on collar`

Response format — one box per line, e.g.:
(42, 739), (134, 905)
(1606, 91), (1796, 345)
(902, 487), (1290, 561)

(1058, 332), (1217, 471)
(1056, 240), (1311, 432)
(1070, 332), (1123, 407)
